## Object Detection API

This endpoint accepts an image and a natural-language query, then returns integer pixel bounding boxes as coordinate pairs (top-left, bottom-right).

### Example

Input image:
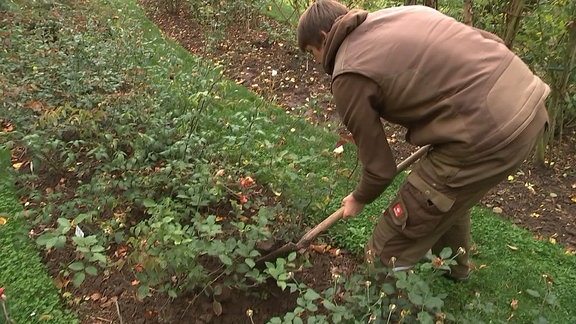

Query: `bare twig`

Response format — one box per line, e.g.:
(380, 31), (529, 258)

(115, 299), (124, 324)
(1, 300), (15, 324)
(180, 268), (229, 319)
(92, 316), (113, 323)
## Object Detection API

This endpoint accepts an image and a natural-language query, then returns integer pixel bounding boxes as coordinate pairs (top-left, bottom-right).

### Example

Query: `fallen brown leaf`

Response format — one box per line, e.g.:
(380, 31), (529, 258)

(328, 248), (341, 256)
(24, 100), (45, 111)
(90, 292), (101, 301)
(510, 298), (519, 310)
(506, 244), (519, 251)
(310, 244), (328, 254)
(2, 123), (14, 132)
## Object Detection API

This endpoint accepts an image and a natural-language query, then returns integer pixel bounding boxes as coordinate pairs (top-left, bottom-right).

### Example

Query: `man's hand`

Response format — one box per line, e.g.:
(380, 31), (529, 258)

(342, 193), (365, 219)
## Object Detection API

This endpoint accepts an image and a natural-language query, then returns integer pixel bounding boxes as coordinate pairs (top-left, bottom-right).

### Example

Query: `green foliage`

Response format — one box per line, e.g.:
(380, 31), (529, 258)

(1, 0), (352, 305)
(270, 0), (575, 150)
(129, 199), (276, 298)
(460, 0), (575, 146)
(436, 207), (576, 323)
(181, 0), (268, 31)
(3, 0), (576, 323)
(0, 149), (79, 323)
(267, 254), (457, 324)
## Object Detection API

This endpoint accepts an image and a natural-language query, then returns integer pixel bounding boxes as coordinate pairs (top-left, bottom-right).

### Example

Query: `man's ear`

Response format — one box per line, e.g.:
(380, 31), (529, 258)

(317, 30), (328, 49)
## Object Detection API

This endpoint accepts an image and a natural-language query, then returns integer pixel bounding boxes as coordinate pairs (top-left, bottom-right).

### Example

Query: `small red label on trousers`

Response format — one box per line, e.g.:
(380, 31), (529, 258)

(393, 203), (403, 217)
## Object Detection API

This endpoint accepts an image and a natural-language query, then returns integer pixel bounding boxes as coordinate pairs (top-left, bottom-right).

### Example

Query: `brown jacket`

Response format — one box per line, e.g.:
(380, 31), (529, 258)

(323, 6), (549, 204)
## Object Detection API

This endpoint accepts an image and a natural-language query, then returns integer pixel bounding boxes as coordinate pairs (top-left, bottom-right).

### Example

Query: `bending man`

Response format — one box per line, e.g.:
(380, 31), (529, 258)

(297, 0), (549, 280)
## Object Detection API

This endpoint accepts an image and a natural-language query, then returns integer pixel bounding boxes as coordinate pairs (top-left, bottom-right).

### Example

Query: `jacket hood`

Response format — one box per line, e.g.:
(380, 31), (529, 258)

(323, 9), (368, 75)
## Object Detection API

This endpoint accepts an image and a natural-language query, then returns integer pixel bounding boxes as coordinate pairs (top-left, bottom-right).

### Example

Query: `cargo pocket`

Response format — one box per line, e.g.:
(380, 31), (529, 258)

(384, 194), (408, 230)
(393, 172), (456, 239)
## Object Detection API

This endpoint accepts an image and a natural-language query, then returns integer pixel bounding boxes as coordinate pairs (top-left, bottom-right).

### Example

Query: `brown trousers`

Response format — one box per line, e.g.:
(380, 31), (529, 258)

(366, 116), (547, 278)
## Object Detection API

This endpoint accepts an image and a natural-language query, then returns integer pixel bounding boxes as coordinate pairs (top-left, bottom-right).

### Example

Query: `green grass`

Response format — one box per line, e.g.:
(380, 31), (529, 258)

(328, 179), (576, 322)
(123, 0), (364, 237)
(264, 2), (576, 322)
(424, 207), (576, 323)
(0, 149), (79, 324)
(1, 0), (575, 323)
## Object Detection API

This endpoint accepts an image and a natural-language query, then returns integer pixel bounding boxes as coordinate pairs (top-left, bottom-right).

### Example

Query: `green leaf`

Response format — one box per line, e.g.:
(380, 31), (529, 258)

(75, 213), (92, 223)
(408, 291), (424, 305)
(85, 266), (98, 276)
(37, 232), (57, 247)
(544, 293), (557, 306)
(526, 289), (541, 298)
(68, 262), (85, 271)
(245, 258), (255, 268)
(38, 233), (67, 250)
(72, 235), (98, 247)
(332, 312), (342, 323)
(57, 218), (72, 232)
(396, 279), (408, 289)
(137, 285), (150, 299)
(72, 271), (86, 287)
(323, 299), (336, 311)
(142, 199), (156, 208)
(394, 270), (407, 281)
(417, 311), (434, 324)
(304, 289), (321, 301)
(219, 254), (233, 265)
(278, 280), (287, 291)
(89, 253), (107, 264)
(54, 235), (67, 249)
(439, 247), (453, 259)
(306, 302), (318, 312)
(236, 263), (250, 274)
(382, 282), (396, 295)
(264, 261), (274, 269)
(534, 316), (549, 324)
(91, 245), (105, 253)
(213, 300), (223, 316)
(424, 296), (444, 310)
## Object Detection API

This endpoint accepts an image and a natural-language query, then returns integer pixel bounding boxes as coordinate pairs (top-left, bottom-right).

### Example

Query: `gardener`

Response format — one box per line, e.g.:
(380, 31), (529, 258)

(297, 0), (549, 281)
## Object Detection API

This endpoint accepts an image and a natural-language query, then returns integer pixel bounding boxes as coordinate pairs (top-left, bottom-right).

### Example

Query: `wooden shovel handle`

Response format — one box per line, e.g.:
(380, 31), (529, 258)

(295, 207), (344, 249)
(294, 145), (431, 250)
(396, 144), (431, 173)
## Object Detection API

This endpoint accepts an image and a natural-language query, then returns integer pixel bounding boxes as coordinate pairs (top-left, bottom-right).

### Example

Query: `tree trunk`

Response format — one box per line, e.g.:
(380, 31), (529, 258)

(424, 0), (437, 9)
(537, 18), (576, 164)
(503, 0), (526, 49)
(463, 0), (474, 26)
(404, 0), (436, 8)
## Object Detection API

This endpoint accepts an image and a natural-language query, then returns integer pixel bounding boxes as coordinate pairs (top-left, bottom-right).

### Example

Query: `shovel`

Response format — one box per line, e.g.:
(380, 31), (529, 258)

(256, 144), (431, 266)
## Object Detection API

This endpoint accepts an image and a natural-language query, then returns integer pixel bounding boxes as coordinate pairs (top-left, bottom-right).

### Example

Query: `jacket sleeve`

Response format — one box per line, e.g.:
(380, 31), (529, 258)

(332, 73), (396, 204)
